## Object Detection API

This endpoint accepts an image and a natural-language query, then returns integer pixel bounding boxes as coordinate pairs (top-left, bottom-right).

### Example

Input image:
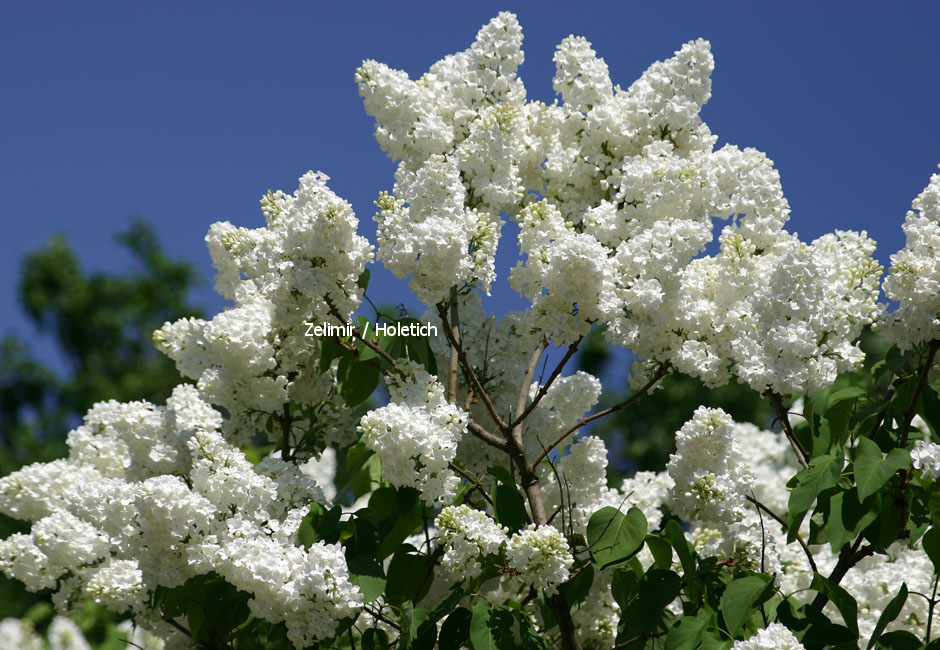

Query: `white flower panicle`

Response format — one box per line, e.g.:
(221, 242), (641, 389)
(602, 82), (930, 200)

(0, 616), (98, 650)
(732, 622), (804, 649)
(359, 13), (525, 304)
(435, 505), (509, 582)
(881, 168), (940, 349)
(667, 407), (753, 524)
(505, 525), (574, 594)
(0, 386), (353, 645)
(911, 440), (940, 480)
(361, 14), (880, 396)
(155, 172), (370, 449)
(359, 361), (467, 506)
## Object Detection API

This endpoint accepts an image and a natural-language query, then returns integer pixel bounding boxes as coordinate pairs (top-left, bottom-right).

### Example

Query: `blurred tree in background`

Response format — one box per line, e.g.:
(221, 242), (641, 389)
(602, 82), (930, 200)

(0, 220), (203, 634)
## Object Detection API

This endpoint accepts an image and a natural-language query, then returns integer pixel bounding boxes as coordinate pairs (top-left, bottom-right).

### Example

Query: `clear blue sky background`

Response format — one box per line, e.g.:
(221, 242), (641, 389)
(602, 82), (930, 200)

(2, 2), (939, 372)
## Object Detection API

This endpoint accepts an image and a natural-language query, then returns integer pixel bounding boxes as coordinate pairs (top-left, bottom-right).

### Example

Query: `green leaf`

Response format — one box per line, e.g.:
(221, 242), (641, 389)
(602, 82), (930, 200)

(827, 385), (868, 406)
(919, 385), (940, 437)
(338, 354), (380, 406)
(663, 519), (696, 577)
(638, 569), (682, 633)
(720, 575), (774, 637)
(824, 489), (879, 553)
(374, 488), (425, 559)
(362, 628), (390, 650)
(876, 630), (923, 650)
(493, 481), (529, 534)
(386, 549), (433, 605)
(357, 269), (370, 290)
(396, 603), (436, 650)
(439, 607), (472, 650)
(470, 601), (497, 650)
(923, 526), (940, 573)
(587, 506), (648, 569)
(810, 573), (858, 637)
(318, 336), (348, 375)
(787, 455), (842, 542)
(646, 534), (673, 570)
(866, 583), (907, 650)
(666, 616), (705, 650)
(297, 503), (341, 548)
(560, 564), (594, 611)
(855, 437), (910, 500)
(515, 609), (548, 650)
(428, 586), (467, 624)
(341, 443), (382, 498)
(347, 555), (386, 604)
(610, 566), (640, 611)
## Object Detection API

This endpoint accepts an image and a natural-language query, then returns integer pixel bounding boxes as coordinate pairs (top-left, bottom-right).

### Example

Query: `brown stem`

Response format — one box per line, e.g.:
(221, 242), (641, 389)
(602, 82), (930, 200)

(514, 460), (581, 649)
(437, 302), (508, 432)
(510, 336), (582, 429)
(900, 339), (940, 449)
(811, 537), (873, 611)
(746, 494), (817, 574)
(447, 298), (460, 405)
(768, 392), (811, 469)
(467, 420), (509, 451)
(512, 339), (549, 440)
(280, 402), (292, 461)
(927, 572), (939, 643)
(503, 345), (582, 650)
(324, 295), (397, 367)
(532, 363), (669, 467)
(449, 462), (494, 507)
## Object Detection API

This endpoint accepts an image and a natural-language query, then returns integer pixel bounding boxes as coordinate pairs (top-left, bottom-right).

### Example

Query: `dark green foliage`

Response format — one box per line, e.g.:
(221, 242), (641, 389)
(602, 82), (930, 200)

(1, 220), (204, 473)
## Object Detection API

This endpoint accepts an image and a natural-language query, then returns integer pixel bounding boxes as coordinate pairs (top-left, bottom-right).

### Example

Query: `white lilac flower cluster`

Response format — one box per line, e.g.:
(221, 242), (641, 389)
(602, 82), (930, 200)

(667, 407), (754, 524)
(358, 361), (467, 506)
(731, 622), (804, 649)
(154, 171), (371, 449)
(357, 12), (527, 304)
(505, 525), (574, 594)
(434, 506), (573, 594)
(434, 505), (509, 581)
(0, 616), (96, 650)
(911, 439), (940, 480)
(0, 385), (360, 648)
(881, 168), (940, 350)
(361, 14), (882, 396)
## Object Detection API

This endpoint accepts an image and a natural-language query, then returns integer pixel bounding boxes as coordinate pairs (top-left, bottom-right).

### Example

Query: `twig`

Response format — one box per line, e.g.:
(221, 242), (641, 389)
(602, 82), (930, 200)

(437, 302), (508, 432)
(746, 494), (817, 574)
(447, 298), (460, 405)
(811, 537), (873, 611)
(532, 363), (669, 467)
(510, 336), (582, 428)
(468, 420), (509, 451)
(280, 402), (292, 461)
(511, 339), (549, 450)
(324, 295), (396, 367)
(449, 462), (494, 507)
(161, 615), (191, 637)
(768, 392), (811, 469)
(928, 571), (939, 643)
(900, 339), (940, 448)
(364, 604), (402, 632)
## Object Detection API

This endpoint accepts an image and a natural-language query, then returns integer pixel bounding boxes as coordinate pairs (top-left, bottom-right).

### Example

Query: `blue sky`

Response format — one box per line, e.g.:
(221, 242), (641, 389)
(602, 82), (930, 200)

(2, 2), (939, 371)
